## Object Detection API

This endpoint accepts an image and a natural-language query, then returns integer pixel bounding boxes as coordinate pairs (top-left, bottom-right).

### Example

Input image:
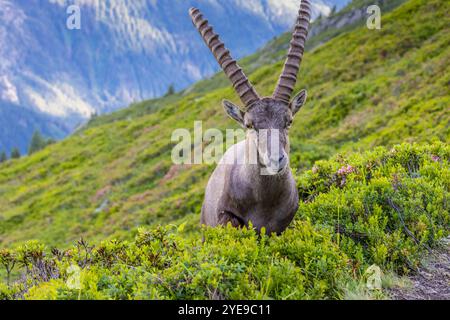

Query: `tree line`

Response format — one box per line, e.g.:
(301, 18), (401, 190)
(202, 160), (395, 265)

(0, 130), (55, 163)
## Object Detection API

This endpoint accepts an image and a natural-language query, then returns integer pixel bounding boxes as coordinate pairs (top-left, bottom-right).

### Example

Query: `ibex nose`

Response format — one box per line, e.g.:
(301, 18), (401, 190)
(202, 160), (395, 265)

(277, 154), (288, 173)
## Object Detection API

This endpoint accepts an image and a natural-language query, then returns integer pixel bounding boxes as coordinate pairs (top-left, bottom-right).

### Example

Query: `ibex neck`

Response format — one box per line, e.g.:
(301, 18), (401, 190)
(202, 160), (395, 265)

(240, 163), (291, 190)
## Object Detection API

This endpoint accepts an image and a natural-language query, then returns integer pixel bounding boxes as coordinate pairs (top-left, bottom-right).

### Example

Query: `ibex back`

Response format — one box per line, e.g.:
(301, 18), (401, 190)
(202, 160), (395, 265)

(189, 0), (312, 235)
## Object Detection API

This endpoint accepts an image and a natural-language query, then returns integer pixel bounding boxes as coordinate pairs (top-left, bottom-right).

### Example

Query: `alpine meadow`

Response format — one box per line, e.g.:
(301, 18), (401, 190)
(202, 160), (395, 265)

(0, 0), (449, 301)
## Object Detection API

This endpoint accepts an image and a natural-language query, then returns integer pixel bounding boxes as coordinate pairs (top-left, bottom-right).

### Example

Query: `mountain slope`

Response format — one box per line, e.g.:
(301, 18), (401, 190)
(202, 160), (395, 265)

(0, 0), (448, 247)
(0, 0), (346, 155)
(84, 0), (406, 129)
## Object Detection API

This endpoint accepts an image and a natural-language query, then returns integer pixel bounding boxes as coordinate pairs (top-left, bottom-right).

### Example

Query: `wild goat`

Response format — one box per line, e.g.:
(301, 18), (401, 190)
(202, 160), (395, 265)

(189, 0), (312, 235)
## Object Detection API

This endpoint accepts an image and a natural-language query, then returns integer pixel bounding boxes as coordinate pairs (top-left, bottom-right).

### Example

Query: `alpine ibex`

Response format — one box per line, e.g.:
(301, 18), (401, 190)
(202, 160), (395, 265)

(189, 0), (312, 235)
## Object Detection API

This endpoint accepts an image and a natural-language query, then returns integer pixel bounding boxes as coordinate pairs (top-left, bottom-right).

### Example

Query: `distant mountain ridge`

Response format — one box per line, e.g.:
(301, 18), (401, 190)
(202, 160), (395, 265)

(0, 0), (348, 153)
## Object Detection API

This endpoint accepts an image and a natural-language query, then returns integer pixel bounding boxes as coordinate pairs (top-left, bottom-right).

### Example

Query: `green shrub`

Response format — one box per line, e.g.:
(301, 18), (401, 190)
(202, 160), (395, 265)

(1, 142), (448, 300)
(3, 222), (347, 300)
(298, 143), (450, 273)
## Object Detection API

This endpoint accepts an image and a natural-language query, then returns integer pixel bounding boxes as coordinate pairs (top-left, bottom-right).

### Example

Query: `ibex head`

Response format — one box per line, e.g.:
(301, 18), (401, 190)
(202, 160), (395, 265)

(190, 0), (311, 174)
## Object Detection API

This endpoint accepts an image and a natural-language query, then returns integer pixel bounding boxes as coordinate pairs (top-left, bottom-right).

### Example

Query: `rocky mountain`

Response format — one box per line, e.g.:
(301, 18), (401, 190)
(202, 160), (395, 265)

(0, 0), (349, 154)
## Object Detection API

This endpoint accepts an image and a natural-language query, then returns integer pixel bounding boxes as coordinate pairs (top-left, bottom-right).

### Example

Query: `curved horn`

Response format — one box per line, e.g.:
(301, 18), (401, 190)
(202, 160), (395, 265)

(189, 7), (260, 108)
(273, 0), (312, 104)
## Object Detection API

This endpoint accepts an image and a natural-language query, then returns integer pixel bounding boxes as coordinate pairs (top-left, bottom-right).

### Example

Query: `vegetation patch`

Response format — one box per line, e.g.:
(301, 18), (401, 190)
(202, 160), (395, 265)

(1, 143), (448, 300)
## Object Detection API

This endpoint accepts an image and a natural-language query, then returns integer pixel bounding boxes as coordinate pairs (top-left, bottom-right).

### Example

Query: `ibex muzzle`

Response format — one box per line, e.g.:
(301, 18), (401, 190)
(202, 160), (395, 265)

(190, 0), (312, 235)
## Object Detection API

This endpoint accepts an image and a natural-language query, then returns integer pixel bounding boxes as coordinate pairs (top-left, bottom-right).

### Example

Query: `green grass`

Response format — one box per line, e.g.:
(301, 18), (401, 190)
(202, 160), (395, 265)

(0, 0), (449, 300)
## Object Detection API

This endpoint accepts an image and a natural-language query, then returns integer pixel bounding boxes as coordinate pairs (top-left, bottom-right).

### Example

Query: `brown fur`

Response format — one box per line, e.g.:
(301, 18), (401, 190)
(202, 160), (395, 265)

(201, 98), (305, 235)
(192, 1), (312, 235)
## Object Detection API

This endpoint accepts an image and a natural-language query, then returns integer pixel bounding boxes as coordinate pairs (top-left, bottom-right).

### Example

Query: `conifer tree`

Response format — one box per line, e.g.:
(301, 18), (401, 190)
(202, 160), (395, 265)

(165, 84), (175, 97)
(28, 130), (46, 155)
(11, 148), (21, 159)
(0, 151), (7, 163)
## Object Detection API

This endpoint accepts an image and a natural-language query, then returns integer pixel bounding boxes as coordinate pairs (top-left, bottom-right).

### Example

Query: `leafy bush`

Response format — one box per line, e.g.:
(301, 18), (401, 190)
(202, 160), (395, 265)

(298, 143), (449, 273)
(1, 143), (448, 300)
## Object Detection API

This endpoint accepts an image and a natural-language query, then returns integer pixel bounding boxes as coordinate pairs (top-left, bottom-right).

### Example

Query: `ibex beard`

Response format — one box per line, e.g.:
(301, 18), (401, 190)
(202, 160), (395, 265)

(189, 0), (312, 235)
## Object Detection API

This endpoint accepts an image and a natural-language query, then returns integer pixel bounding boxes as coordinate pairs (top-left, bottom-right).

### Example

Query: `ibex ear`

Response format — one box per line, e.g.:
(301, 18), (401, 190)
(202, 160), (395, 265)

(290, 89), (307, 116)
(223, 100), (245, 127)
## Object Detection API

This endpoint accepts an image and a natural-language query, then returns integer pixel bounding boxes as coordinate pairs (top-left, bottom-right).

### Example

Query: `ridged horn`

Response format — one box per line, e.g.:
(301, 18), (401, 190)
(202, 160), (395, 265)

(273, 0), (312, 104)
(189, 7), (260, 108)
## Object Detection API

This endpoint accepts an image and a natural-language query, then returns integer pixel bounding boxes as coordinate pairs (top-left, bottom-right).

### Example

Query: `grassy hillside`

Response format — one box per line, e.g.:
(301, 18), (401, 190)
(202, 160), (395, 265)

(1, 143), (449, 299)
(83, 0), (407, 129)
(0, 0), (448, 249)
